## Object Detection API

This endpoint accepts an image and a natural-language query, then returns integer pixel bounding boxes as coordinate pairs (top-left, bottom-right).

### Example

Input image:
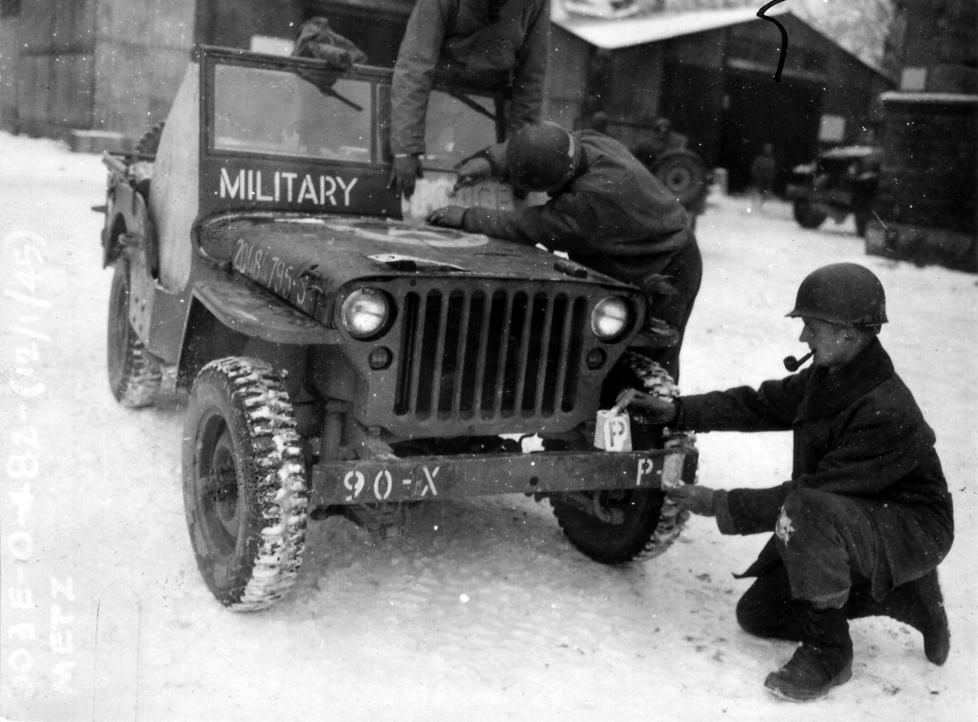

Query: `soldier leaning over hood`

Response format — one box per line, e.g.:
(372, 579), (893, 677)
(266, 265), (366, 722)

(618, 263), (954, 702)
(428, 122), (702, 384)
(388, 0), (550, 198)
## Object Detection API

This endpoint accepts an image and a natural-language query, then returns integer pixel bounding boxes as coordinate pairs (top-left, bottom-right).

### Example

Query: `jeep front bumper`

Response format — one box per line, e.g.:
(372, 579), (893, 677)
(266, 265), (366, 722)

(310, 447), (697, 506)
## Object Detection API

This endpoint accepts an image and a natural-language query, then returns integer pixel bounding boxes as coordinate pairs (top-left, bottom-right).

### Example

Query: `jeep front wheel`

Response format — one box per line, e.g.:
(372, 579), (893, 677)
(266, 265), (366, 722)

(652, 148), (708, 208)
(551, 488), (684, 564)
(550, 354), (692, 564)
(107, 258), (161, 407)
(182, 357), (309, 611)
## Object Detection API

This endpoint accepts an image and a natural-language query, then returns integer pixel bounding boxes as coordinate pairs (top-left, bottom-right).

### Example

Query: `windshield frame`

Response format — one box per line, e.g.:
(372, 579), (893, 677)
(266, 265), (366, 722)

(197, 45), (506, 171)
(201, 46), (388, 168)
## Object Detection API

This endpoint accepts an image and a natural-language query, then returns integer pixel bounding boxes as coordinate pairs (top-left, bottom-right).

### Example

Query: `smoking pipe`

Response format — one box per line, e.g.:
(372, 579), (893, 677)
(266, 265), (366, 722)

(783, 351), (813, 372)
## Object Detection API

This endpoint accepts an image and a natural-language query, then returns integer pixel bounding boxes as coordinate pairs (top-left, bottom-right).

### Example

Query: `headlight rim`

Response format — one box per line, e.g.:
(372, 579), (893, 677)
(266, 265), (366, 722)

(591, 295), (632, 342)
(339, 287), (392, 340)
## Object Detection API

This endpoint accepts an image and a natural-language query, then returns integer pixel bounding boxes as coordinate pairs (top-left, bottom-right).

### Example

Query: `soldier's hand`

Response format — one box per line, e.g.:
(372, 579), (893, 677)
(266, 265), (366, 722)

(615, 388), (677, 424)
(387, 154), (423, 198)
(427, 205), (468, 229)
(665, 484), (716, 517)
(452, 156), (492, 193)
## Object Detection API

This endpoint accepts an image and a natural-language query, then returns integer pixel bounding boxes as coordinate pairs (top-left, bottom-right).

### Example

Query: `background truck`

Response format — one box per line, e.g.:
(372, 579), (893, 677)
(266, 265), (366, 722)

(100, 45), (697, 611)
(785, 144), (882, 237)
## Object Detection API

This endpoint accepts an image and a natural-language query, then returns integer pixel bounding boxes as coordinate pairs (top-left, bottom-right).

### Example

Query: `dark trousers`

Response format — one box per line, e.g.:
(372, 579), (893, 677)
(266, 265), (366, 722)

(573, 231), (701, 384)
(646, 235), (702, 383)
(597, 235), (702, 407)
(773, 487), (884, 608)
(738, 487), (944, 640)
(737, 562), (947, 643)
(737, 564), (805, 640)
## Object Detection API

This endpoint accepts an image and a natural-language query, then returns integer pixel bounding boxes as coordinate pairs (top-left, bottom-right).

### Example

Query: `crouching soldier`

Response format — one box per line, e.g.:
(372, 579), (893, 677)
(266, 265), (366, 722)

(617, 263), (953, 701)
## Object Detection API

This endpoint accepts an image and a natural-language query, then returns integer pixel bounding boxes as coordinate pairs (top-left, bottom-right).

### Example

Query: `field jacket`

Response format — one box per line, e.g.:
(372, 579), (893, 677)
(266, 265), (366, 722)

(676, 338), (953, 594)
(461, 131), (693, 287)
(391, 0), (550, 155)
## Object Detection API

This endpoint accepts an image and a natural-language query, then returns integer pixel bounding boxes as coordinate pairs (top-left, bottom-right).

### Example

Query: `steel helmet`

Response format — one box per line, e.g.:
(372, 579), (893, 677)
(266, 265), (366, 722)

(787, 263), (888, 326)
(505, 124), (579, 192)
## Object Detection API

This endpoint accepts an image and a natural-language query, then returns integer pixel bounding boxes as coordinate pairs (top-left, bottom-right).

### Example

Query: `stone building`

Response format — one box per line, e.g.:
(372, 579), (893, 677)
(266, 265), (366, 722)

(547, 4), (892, 191)
(865, 0), (978, 271)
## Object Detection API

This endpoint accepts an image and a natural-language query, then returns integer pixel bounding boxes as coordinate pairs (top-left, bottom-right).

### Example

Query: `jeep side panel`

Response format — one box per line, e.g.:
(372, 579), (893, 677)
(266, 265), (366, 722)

(151, 64), (200, 295)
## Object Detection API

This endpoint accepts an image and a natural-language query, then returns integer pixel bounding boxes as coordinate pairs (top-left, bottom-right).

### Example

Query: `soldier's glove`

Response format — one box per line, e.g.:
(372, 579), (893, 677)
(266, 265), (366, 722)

(615, 388), (677, 424)
(640, 273), (678, 298)
(427, 205), (468, 229)
(665, 484), (716, 517)
(387, 154), (423, 198)
(452, 155), (493, 193)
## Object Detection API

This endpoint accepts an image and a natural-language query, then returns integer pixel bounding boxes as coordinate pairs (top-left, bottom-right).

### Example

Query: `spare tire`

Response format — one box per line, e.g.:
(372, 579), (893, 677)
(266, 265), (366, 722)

(131, 122), (164, 198)
(652, 148), (708, 207)
(134, 121), (165, 157)
(107, 257), (162, 407)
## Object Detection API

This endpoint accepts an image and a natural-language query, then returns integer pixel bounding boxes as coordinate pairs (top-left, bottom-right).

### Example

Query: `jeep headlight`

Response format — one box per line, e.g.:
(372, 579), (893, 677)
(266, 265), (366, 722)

(591, 296), (630, 341)
(340, 288), (390, 339)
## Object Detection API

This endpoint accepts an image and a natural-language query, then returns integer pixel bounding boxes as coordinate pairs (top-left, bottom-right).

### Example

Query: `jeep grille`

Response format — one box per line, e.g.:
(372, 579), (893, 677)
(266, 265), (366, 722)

(394, 289), (587, 420)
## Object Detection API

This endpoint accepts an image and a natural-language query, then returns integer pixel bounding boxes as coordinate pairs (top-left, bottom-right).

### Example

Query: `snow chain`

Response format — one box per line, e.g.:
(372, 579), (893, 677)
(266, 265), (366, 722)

(214, 357), (309, 611)
(622, 350), (697, 561)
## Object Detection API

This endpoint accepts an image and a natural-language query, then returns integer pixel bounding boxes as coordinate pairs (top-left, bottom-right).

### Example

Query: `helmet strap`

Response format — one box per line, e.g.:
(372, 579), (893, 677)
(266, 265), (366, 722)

(549, 136), (584, 193)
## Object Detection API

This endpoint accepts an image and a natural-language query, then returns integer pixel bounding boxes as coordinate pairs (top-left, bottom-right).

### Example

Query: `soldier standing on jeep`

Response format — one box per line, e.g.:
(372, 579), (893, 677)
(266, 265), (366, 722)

(617, 263), (954, 701)
(388, 0), (551, 198)
(427, 122), (702, 382)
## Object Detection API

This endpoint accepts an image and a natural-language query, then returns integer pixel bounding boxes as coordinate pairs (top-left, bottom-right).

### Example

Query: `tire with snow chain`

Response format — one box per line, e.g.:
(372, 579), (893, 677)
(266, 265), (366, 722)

(134, 121), (164, 156)
(132, 122), (164, 196)
(793, 199), (827, 230)
(107, 258), (161, 407)
(652, 148), (708, 208)
(182, 357), (309, 611)
(550, 352), (695, 564)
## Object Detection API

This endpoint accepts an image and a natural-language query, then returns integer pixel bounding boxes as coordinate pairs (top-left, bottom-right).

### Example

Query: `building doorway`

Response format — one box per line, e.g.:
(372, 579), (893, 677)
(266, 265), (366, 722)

(718, 69), (822, 194)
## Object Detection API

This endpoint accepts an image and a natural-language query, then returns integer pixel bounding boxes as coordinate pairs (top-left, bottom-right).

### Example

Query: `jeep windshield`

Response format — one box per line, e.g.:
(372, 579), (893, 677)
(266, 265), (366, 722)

(208, 53), (499, 170)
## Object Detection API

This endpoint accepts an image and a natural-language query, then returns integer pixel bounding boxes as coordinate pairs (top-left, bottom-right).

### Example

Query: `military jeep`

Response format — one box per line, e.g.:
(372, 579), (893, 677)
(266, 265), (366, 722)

(786, 145), (882, 237)
(100, 45), (697, 610)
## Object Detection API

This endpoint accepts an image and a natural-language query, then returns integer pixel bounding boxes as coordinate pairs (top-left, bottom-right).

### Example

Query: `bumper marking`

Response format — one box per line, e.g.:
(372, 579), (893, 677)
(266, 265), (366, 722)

(312, 448), (694, 506)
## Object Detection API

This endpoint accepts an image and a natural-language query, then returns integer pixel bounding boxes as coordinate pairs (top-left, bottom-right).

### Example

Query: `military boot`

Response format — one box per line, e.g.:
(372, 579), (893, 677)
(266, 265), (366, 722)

(764, 603), (853, 702)
(881, 569), (950, 665)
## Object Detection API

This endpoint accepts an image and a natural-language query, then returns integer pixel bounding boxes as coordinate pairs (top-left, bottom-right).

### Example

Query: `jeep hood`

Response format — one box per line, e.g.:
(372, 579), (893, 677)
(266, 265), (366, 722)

(200, 213), (631, 310)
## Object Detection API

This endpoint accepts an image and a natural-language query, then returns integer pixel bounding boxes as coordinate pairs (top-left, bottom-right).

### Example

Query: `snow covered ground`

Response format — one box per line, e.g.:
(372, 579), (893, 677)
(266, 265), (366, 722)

(0, 131), (975, 722)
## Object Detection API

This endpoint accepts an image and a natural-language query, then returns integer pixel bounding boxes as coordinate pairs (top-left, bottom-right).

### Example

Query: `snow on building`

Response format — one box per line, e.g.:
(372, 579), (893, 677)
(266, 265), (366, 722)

(546, 2), (893, 192)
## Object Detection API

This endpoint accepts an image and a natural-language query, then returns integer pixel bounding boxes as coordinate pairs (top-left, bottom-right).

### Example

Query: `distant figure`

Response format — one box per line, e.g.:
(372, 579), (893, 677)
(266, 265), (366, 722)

(750, 142), (778, 212)
(388, 0), (551, 198)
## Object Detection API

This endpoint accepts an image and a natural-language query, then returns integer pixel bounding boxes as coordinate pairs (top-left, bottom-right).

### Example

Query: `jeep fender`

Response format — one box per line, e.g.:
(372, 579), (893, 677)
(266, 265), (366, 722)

(178, 280), (341, 388)
(193, 280), (340, 345)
